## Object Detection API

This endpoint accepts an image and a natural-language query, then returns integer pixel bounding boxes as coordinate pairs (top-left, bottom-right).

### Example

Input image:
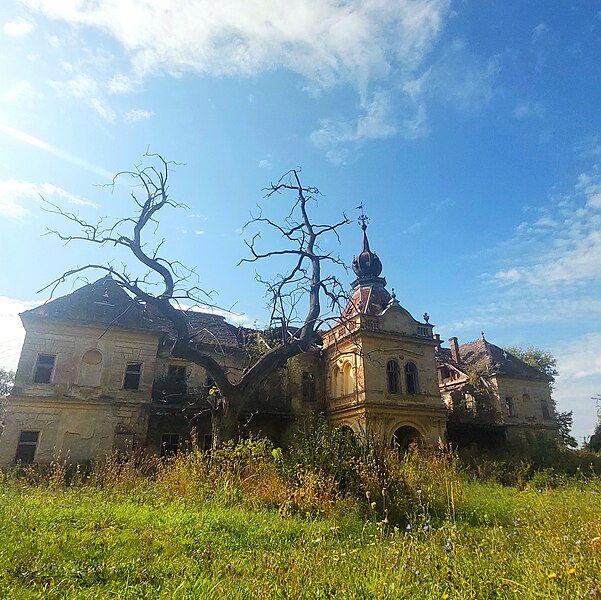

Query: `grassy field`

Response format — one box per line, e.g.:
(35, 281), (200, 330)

(1, 450), (601, 599)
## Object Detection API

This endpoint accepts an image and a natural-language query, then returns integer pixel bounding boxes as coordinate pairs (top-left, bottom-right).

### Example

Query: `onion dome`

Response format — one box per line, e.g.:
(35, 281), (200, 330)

(352, 216), (382, 279)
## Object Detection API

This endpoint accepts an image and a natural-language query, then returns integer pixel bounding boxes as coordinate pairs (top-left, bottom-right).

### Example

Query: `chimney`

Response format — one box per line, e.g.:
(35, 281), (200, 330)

(434, 333), (441, 352)
(449, 336), (460, 363)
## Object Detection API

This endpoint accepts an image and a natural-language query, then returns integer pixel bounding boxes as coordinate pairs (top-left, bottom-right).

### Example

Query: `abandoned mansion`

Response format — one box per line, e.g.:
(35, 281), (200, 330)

(0, 225), (557, 466)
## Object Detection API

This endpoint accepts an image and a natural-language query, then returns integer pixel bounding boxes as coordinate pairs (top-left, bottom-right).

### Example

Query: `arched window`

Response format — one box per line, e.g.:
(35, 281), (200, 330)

(405, 362), (419, 395)
(332, 366), (341, 397)
(386, 360), (400, 394)
(79, 349), (103, 387)
(343, 362), (354, 396)
(541, 398), (551, 419)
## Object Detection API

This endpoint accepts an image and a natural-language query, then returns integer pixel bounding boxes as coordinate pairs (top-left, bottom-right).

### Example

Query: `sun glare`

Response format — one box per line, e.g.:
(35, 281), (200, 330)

(0, 121), (113, 181)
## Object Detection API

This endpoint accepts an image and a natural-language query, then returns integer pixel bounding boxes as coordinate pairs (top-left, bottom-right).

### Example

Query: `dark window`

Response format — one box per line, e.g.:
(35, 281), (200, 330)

(505, 396), (514, 417)
(203, 434), (213, 452)
(387, 360), (400, 394)
(405, 362), (419, 394)
(301, 372), (316, 402)
(541, 399), (550, 419)
(33, 354), (55, 384)
(123, 363), (142, 390)
(15, 431), (39, 464)
(160, 433), (180, 457)
(168, 365), (187, 381)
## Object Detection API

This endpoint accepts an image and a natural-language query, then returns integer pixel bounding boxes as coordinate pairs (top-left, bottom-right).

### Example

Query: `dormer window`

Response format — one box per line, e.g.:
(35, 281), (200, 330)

(33, 354), (56, 384)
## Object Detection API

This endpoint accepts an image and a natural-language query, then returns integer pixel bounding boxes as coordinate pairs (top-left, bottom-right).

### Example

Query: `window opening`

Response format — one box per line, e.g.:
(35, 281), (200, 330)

(160, 433), (180, 457)
(387, 360), (400, 394)
(405, 362), (419, 395)
(33, 354), (56, 384)
(123, 363), (142, 390)
(505, 396), (514, 417)
(15, 431), (39, 464)
(301, 372), (316, 402)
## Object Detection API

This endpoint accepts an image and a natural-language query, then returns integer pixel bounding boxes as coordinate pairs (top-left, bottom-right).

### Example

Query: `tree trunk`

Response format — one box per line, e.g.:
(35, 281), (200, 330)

(210, 396), (240, 452)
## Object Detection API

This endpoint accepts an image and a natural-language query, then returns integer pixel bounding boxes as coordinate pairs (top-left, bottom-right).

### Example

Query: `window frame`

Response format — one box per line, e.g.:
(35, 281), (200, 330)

(160, 433), (181, 457)
(15, 430), (40, 464)
(386, 360), (400, 394)
(33, 354), (56, 384)
(404, 362), (419, 395)
(505, 396), (515, 417)
(123, 362), (143, 390)
(301, 371), (316, 402)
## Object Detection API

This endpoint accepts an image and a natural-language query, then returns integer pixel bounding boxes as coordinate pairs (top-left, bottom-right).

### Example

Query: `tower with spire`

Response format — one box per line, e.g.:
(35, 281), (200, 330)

(322, 208), (447, 449)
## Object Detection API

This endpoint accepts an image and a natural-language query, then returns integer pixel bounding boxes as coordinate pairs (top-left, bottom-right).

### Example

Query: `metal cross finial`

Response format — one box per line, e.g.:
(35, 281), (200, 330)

(356, 202), (370, 231)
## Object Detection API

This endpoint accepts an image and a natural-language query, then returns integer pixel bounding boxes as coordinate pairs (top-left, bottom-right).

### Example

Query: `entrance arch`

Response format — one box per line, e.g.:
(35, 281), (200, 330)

(391, 426), (423, 452)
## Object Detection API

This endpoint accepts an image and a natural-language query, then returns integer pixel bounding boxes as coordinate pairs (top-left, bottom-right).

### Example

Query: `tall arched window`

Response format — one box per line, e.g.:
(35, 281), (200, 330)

(332, 366), (341, 397)
(405, 362), (419, 395)
(387, 360), (400, 394)
(343, 362), (354, 396)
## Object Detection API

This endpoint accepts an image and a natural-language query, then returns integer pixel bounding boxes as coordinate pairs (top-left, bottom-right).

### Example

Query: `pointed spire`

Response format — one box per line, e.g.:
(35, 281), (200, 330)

(352, 204), (383, 279)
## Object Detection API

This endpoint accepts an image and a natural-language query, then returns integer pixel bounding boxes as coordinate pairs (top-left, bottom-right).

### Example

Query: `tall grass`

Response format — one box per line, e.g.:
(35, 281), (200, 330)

(2, 420), (601, 597)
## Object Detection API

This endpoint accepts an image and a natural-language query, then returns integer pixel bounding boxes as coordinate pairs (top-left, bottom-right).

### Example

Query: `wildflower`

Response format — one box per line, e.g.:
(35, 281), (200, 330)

(406, 524), (411, 531)
(423, 525), (429, 532)
(416, 489), (422, 495)
(562, 535), (569, 542)
(371, 502), (377, 510)
(568, 568), (576, 575)
(444, 543), (452, 552)
(590, 588), (597, 596)
(535, 530), (543, 537)
(547, 572), (557, 580)
(442, 595), (449, 600)
(568, 557), (574, 564)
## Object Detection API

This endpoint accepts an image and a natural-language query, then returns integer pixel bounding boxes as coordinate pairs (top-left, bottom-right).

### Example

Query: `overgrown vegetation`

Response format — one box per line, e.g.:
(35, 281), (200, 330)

(2, 419), (601, 598)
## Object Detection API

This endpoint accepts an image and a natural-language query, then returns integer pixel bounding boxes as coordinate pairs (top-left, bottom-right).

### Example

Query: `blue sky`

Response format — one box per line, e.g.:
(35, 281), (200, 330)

(1, 0), (600, 442)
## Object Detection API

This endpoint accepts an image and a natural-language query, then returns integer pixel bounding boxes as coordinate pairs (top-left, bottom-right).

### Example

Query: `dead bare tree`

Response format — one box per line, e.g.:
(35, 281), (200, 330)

(43, 155), (349, 448)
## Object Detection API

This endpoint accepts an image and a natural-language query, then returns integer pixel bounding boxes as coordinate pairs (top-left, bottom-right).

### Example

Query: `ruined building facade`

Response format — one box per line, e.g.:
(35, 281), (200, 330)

(0, 226), (556, 466)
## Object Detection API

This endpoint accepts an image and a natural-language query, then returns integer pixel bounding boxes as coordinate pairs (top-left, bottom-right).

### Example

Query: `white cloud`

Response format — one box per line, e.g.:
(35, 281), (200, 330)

(553, 332), (601, 444)
(513, 99), (545, 120)
(0, 297), (38, 371)
(3, 18), (34, 37)
(532, 23), (549, 44)
(3, 81), (40, 108)
(22, 0), (450, 88)
(0, 180), (97, 219)
(494, 167), (601, 287)
(21, 0), (463, 160)
(124, 108), (155, 122)
(310, 90), (399, 163)
(50, 74), (116, 121)
(258, 159), (272, 169)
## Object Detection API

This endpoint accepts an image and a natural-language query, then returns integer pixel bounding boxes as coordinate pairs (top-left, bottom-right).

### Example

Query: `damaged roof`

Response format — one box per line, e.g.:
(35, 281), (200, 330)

(21, 276), (242, 347)
(440, 337), (550, 381)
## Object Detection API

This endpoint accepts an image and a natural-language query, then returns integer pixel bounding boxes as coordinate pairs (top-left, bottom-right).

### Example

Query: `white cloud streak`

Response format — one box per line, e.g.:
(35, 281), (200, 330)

(0, 179), (97, 218)
(124, 108), (155, 122)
